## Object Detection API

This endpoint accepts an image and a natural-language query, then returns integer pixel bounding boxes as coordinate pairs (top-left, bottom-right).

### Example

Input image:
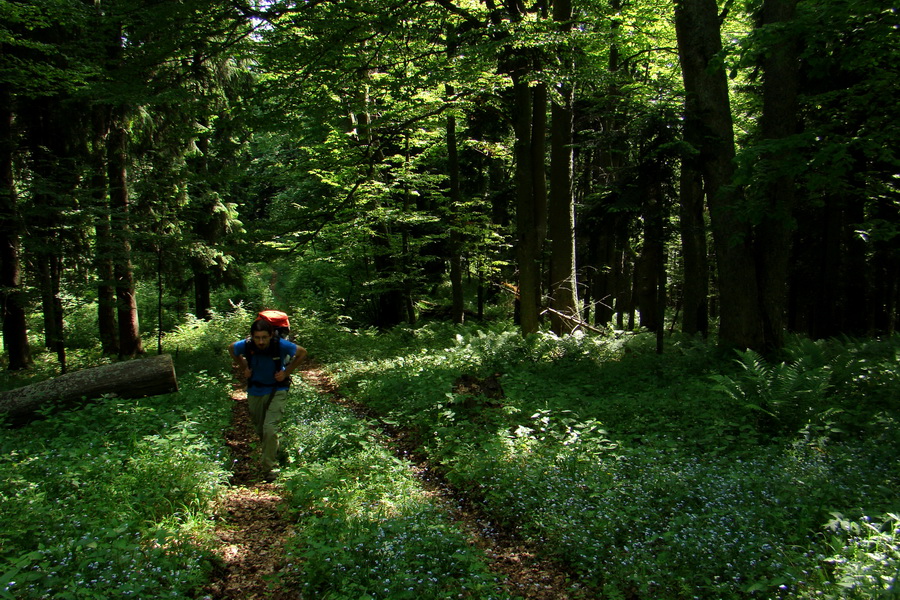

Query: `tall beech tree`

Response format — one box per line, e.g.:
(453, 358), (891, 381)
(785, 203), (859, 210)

(675, 0), (766, 351)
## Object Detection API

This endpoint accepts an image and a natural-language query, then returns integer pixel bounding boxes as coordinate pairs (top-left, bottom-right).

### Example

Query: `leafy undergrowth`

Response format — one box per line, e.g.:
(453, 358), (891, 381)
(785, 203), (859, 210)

(0, 370), (232, 599)
(2, 310), (897, 599)
(275, 379), (514, 599)
(296, 318), (900, 600)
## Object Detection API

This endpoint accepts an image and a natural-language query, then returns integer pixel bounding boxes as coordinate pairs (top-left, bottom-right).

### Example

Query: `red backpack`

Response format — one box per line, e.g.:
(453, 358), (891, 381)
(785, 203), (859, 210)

(256, 310), (291, 340)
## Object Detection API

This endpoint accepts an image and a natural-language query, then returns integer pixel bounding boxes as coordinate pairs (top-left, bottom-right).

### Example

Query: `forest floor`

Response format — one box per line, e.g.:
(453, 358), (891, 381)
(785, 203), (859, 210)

(202, 361), (590, 600)
(201, 388), (298, 600)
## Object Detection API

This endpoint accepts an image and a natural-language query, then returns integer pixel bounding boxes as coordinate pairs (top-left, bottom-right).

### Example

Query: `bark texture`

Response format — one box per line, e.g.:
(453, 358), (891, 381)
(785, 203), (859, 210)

(675, 0), (765, 350)
(0, 354), (178, 426)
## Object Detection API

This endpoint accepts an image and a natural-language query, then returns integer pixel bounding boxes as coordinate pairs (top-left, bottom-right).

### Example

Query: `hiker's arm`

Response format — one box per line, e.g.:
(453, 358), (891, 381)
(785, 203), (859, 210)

(275, 345), (307, 382)
(229, 342), (252, 379)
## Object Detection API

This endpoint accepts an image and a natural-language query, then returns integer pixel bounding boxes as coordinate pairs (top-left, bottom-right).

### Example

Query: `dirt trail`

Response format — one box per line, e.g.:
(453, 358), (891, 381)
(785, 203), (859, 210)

(202, 390), (297, 600)
(302, 363), (592, 600)
(204, 364), (591, 599)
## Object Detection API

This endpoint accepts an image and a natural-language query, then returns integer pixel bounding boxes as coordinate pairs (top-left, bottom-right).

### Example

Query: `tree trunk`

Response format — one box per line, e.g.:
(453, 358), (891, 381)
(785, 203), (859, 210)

(870, 195), (900, 334)
(38, 252), (66, 371)
(678, 156), (708, 337)
(0, 85), (31, 370)
(191, 126), (215, 322)
(615, 215), (632, 329)
(636, 180), (664, 332)
(24, 99), (69, 370)
(107, 110), (144, 357)
(548, 0), (579, 335)
(675, 0), (765, 350)
(513, 73), (541, 335)
(91, 107), (118, 354)
(754, 0), (799, 352)
(446, 81), (465, 324)
(0, 354), (178, 426)
(193, 270), (213, 321)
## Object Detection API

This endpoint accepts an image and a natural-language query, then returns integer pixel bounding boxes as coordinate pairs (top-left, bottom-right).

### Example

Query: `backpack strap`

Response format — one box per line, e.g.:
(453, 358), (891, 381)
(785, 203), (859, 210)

(245, 337), (292, 389)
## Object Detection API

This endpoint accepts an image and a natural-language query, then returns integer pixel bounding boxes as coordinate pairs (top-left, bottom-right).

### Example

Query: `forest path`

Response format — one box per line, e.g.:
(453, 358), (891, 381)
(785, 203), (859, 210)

(202, 389), (298, 600)
(301, 362), (592, 600)
(203, 362), (590, 599)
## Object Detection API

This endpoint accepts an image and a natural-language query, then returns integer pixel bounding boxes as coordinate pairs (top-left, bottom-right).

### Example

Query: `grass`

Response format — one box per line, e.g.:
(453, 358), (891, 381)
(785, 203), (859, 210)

(298, 319), (900, 600)
(2, 309), (897, 599)
(0, 310), (246, 600)
(0, 370), (233, 599)
(274, 381), (514, 599)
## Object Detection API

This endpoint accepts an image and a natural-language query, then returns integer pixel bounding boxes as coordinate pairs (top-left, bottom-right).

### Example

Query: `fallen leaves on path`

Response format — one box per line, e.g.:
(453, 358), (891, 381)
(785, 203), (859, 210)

(202, 391), (298, 600)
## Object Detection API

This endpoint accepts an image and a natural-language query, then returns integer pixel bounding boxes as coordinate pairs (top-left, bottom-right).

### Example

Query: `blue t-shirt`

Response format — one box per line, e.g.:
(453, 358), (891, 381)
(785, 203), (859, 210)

(234, 338), (298, 396)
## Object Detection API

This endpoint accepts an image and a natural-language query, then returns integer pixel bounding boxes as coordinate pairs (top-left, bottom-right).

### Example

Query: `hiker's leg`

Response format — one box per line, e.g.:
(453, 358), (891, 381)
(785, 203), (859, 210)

(260, 390), (288, 472)
(247, 394), (267, 440)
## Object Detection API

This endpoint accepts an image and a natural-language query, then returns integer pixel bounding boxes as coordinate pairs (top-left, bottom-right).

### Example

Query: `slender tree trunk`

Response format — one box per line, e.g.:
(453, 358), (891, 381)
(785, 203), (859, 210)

(531, 81), (549, 325)
(36, 251), (66, 372)
(532, 82), (548, 249)
(615, 215), (631, 329)
(446, 81), (465, 323)
(191, 126), (214, 321)
(548, 0), (579, 334)
(675, 0), (765, 350)
(636, 181), (664, 331)
(870, 196), (900, 334)
(754, 0), (800, 352)
(91, 107), (118, 354)
(679, 157), (708, 336)
(0, 85), (31, 370)
(512, 73), (540, 335)
(842, 175), (868, 335)
(108, 110), (144, 357)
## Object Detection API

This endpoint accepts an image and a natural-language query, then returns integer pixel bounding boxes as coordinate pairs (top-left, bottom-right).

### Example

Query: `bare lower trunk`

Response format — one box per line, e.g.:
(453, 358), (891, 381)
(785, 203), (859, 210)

(679, 163), (708, 337)
(0, 86), (31, 370)
(548, 67), (579, 334)
(513, 74), (540, 335)
(108, 112), (143, 357)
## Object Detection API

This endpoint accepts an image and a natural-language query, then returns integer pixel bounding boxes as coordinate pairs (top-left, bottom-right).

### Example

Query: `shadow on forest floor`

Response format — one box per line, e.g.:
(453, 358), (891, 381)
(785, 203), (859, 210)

(203, 362), (597, 600)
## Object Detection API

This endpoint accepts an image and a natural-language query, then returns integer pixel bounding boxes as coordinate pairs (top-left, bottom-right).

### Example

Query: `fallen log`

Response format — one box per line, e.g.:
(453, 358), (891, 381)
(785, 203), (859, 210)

(0, 354), (178, 426)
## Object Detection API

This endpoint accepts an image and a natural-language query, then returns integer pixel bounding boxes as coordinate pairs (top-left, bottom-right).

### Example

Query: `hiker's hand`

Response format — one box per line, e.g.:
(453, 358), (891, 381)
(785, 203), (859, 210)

(243, 367), (252, 379)
(274, 370), (288, 382)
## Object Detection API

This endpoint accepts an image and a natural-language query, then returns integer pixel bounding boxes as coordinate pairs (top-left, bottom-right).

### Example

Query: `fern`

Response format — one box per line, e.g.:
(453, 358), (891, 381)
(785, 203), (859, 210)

(711, 349), (832, 432)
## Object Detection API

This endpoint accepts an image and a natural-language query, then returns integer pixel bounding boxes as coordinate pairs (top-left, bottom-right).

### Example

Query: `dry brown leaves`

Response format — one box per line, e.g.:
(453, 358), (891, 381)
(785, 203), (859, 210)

(202, 391), (298, 600)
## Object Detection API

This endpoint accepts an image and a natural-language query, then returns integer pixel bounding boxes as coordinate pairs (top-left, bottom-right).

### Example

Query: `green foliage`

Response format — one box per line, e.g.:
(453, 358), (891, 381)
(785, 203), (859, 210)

(275, 383), (511, 600)
(711, 336), (900, 440)
(307, 317), (900, 600)
(711, 348), (831, 433)
(161, 306), (253, 372)
(0, 371), (232, 600)
(821, 513), (900, 599)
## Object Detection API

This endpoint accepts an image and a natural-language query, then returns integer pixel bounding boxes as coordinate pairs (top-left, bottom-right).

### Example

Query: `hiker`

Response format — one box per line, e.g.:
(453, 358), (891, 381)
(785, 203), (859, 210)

(229, 317), (307, 481)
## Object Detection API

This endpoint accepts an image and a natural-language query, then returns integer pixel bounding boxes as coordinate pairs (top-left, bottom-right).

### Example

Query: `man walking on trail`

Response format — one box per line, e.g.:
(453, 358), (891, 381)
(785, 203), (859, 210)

(229, 319), (307, 481)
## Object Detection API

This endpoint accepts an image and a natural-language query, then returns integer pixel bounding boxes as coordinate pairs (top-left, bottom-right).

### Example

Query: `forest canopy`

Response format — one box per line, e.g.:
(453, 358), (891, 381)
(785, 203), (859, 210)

(1, 0), (898, 368)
